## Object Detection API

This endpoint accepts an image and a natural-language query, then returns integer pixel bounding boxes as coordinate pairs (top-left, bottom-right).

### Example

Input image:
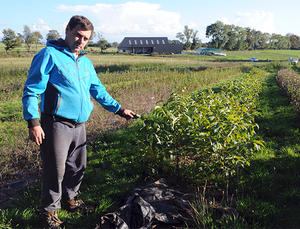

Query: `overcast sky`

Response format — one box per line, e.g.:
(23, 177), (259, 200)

(1, 0), (300, 43)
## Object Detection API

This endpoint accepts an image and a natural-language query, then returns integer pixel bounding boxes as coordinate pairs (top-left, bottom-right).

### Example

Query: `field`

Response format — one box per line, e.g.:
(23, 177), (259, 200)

(0, 49), (300, 228)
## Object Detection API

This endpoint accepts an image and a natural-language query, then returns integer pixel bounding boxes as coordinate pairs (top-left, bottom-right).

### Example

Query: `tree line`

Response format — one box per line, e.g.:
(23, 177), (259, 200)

(1, 26), (112, 53)
(206, 21), (299, 50)
(2, 21), (300, 53)
(177, 21), (300, 51)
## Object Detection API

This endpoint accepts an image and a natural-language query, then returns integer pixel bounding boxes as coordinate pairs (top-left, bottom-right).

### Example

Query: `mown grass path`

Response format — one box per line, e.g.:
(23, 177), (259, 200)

(236, 71), (300, 228)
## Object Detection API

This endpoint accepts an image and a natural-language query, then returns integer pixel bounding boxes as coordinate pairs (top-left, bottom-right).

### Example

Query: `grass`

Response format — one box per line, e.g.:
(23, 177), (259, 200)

(0, 50), (300, 228)
(233, 70), (300, 228)
(180, 49), (300, 63)
(0, 123), (146, 228)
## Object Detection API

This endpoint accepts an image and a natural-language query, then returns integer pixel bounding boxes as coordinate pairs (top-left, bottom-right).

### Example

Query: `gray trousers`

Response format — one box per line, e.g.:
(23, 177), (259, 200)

(40, 115), (87, 213)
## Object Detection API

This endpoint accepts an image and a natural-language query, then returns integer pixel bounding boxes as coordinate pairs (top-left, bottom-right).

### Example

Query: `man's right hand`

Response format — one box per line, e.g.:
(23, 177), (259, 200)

(29, 126), (45, 145)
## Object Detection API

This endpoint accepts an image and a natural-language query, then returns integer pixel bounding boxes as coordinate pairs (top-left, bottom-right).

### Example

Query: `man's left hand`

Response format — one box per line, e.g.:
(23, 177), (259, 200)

(122, 109), (135, 120)
(117, 108), (136, 120)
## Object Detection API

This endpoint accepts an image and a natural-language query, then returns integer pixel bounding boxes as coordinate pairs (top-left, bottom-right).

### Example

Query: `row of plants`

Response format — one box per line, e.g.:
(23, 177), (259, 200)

(137, 68), (266, 184)
(276, 68), (300, 113)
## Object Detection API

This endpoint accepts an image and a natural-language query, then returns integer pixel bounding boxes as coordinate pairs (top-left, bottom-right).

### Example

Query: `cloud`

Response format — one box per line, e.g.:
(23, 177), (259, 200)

(217, 17), (231, 25)
(32, 18), (51, 33)
(57, 2), (182, 41)
(235, 10), (275, 34)
(218, 10), (275, 34)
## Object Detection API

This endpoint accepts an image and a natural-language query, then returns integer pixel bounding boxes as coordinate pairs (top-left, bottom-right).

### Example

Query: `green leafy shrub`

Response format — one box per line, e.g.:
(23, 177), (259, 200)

(138, 69), (266, 183)
(276, 68), (300, 113)
(0, 209), (13, 229)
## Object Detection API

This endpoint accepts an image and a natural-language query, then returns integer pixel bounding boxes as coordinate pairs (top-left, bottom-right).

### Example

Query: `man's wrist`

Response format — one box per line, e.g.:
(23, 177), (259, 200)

(27, 119), (40, 128)
(116, 107), (125, 116)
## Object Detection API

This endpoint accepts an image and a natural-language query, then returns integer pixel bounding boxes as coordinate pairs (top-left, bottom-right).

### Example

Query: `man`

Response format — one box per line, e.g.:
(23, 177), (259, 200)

(22, 15), (135, 228)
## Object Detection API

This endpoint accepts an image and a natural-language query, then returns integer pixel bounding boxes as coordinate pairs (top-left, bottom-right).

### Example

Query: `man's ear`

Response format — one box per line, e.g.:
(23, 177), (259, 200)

(65, 26), (70, 35)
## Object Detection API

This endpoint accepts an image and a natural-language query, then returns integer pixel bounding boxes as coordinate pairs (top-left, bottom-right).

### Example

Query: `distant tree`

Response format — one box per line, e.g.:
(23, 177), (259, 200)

(17, 33), (24, 44)
(245, 28), (256, 50)
(245, 28), (269, 50)
(257, 32), (270, 49)
(177, 25), (200, 50)
(269, 34), (290, 49)
(23, 25), (35, 51)
(98, 39), (110, 53)
(96, 33), (110, 52)
(2, 28), (21, 53)
(235, 26), (248, 50)
(206, 21), (230, 49)
(224, 25), (239, 50)
(46, 30), (60, 41)
(287, 34), (300, 49)
(191, 30), (201, 50)
(31, 31), (43, 50)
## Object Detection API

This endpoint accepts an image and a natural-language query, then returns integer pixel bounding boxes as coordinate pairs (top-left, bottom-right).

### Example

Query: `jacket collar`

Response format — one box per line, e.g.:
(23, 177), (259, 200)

(46, 39), (86, 59)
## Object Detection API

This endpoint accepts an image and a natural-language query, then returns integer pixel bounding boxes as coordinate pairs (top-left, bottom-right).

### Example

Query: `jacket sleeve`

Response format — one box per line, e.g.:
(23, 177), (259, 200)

(89, 64), (121, 113)
(22, 48), (54, 124)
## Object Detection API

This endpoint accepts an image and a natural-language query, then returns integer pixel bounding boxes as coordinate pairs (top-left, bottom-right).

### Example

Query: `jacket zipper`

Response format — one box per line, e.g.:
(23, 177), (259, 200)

(55, 93), (61, 115)
(76, 56), (84, 123)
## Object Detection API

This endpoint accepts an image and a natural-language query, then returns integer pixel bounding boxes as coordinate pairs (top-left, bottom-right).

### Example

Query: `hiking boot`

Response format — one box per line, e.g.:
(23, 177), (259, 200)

(64, 197), (92, 213)
(41, 211), (63, 229)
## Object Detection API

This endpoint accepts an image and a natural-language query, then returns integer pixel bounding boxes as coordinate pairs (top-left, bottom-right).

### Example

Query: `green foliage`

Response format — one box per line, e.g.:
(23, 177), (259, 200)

(2, 29), (22, 53)
(237, 197), (278, 223)
(189, 197), (252, 229)
(23, 25), (35, 51)
(176, 25), (201, 50)
(276, 68), (300, 112)
(206, 20), (292, 50)
(288, 34), (300, 49)
(138, 69), (266, 182)
(0, 209), (13, 229)
(96, 33), (111, 53)
(269, 34), (291, 49)
(46, 30), (61, 41)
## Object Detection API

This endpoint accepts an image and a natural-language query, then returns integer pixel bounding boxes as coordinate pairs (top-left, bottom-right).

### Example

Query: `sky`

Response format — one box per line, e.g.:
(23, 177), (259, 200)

(1, 0), (300, 43)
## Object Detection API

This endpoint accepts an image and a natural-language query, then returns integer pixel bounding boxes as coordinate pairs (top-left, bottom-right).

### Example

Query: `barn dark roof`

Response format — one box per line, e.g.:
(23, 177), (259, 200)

(118, 37), (169, 48)
(118, 37), (183, 54)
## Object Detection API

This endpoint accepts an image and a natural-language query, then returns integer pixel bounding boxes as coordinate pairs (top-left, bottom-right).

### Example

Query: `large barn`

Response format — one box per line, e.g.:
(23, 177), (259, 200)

(118, 37), (183, 55)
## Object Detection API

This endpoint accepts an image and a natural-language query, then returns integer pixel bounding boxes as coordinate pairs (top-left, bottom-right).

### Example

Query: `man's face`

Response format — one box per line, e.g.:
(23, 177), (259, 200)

(65, 25), (92, 54)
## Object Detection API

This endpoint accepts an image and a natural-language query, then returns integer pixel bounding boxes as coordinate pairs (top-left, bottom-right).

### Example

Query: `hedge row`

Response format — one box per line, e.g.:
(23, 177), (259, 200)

(277, 69), (300, 113)
(138, 68), (266, 183)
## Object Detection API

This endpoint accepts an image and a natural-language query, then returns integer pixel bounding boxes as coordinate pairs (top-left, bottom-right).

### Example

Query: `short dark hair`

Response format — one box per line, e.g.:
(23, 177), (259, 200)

(66, 15), (94, 36)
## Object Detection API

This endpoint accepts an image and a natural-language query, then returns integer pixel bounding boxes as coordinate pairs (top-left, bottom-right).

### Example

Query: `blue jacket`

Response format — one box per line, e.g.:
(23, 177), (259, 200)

(22, 39), (121, 125)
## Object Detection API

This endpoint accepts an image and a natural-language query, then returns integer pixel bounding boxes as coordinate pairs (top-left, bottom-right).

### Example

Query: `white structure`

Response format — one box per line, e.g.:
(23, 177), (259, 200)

(195, 48), (226, 56)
